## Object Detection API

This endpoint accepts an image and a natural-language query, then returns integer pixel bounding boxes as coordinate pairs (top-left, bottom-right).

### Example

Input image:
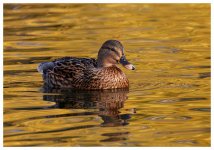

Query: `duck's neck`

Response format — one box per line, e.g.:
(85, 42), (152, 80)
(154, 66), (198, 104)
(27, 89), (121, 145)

(97, 57), (114, 68)
(98, 66), (125, 78)
(97, 48), (116, 68)
(97, 61), (113, 68)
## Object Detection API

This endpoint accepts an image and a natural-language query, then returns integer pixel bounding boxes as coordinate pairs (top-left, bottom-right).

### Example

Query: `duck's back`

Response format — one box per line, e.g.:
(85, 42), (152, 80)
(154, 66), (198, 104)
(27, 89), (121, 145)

(38, 57), (97, 88)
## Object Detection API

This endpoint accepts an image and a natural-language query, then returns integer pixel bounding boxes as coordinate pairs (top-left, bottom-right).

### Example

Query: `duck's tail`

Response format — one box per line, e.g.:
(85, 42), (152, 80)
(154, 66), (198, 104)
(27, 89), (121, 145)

(37, 62), (55, 74)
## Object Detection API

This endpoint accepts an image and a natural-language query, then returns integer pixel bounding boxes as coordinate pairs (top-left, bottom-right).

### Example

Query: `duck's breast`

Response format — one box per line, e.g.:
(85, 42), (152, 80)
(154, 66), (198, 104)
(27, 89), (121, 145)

(82, 66), (129, 89)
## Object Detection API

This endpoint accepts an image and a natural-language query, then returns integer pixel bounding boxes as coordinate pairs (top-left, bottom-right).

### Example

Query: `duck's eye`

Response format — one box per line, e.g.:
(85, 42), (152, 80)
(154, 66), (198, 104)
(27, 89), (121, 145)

(101, 46), (120, 56)
(110, 48), (121, 57)
(110, 47), (117, 52)
(101, 46), (116, 52)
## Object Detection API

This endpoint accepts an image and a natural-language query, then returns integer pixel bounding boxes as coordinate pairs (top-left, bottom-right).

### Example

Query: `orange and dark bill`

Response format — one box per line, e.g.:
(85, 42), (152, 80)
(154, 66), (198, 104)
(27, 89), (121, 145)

(120, 55), (135, 70)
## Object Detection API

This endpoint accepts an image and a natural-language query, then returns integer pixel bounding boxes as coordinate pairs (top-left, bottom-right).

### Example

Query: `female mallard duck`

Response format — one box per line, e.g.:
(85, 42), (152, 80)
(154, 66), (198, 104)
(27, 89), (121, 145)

(37, 40), (135, 89)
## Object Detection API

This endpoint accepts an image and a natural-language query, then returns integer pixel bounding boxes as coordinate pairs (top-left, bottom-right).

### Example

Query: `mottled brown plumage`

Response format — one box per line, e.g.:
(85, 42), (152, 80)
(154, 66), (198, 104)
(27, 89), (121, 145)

(37, 40), (135, 89)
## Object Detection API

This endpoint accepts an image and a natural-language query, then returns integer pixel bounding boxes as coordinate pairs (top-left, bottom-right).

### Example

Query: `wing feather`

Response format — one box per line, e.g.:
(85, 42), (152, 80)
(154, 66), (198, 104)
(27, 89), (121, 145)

(43, 57), (97, 88)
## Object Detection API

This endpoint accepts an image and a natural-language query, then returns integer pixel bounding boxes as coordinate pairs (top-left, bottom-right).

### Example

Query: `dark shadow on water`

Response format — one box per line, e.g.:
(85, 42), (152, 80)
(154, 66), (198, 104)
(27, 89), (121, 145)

(42, 86), (131, 127)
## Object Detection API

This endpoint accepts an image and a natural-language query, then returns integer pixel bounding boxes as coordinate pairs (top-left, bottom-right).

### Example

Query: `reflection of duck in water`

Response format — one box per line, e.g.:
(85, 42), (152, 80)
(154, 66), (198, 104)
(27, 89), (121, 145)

(43, 87), (132, 127)
(38, 40), (135, 89)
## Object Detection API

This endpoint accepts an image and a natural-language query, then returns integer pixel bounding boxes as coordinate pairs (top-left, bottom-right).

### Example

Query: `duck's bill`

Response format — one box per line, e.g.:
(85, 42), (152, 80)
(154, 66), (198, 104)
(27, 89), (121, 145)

(120, 55), (135, 70)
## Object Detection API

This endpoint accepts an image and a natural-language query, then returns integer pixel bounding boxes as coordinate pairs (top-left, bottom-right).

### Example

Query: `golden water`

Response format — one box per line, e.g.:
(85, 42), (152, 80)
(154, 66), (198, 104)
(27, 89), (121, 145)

(4, 4), (210, 146)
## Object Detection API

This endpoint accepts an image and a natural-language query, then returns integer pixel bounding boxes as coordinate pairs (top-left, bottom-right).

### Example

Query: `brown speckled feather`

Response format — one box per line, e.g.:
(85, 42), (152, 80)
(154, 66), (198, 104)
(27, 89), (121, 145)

(38, 40), (134, 89)
(42, 57), (129, 89)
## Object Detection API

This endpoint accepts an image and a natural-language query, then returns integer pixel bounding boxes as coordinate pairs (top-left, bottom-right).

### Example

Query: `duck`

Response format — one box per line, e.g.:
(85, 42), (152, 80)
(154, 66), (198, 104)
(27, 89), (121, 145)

(37, 40), (135, 89)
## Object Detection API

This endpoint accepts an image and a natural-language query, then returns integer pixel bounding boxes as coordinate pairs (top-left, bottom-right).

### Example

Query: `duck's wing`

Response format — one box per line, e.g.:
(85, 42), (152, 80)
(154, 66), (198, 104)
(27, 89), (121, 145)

(53, 57), (97, 69)
(39, 57), (97, 88)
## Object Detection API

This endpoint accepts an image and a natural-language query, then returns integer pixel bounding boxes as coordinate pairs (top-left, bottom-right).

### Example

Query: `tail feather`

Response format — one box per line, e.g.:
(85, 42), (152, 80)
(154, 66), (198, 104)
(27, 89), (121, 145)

(37, 62), (55, 74)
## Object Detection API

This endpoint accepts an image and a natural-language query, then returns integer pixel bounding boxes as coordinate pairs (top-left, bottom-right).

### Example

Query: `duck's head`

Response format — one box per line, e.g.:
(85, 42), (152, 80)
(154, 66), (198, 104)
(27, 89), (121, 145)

(97, 40), (135, 70)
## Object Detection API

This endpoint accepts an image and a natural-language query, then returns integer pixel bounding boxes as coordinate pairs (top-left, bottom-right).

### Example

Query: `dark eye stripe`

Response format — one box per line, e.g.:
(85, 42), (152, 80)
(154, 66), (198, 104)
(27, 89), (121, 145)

(110, 47), (117, 52)
(101, 46), (120, 56)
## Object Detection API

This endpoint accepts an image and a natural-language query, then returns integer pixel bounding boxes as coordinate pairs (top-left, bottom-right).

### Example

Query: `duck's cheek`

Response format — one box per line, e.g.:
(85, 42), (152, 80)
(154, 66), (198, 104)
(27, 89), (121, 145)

(107, 57), (118, 65)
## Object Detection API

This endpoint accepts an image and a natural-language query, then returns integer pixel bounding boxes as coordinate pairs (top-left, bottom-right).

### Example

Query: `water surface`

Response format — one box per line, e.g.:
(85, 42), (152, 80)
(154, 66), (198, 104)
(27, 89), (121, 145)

(4, 4), (210, 146)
